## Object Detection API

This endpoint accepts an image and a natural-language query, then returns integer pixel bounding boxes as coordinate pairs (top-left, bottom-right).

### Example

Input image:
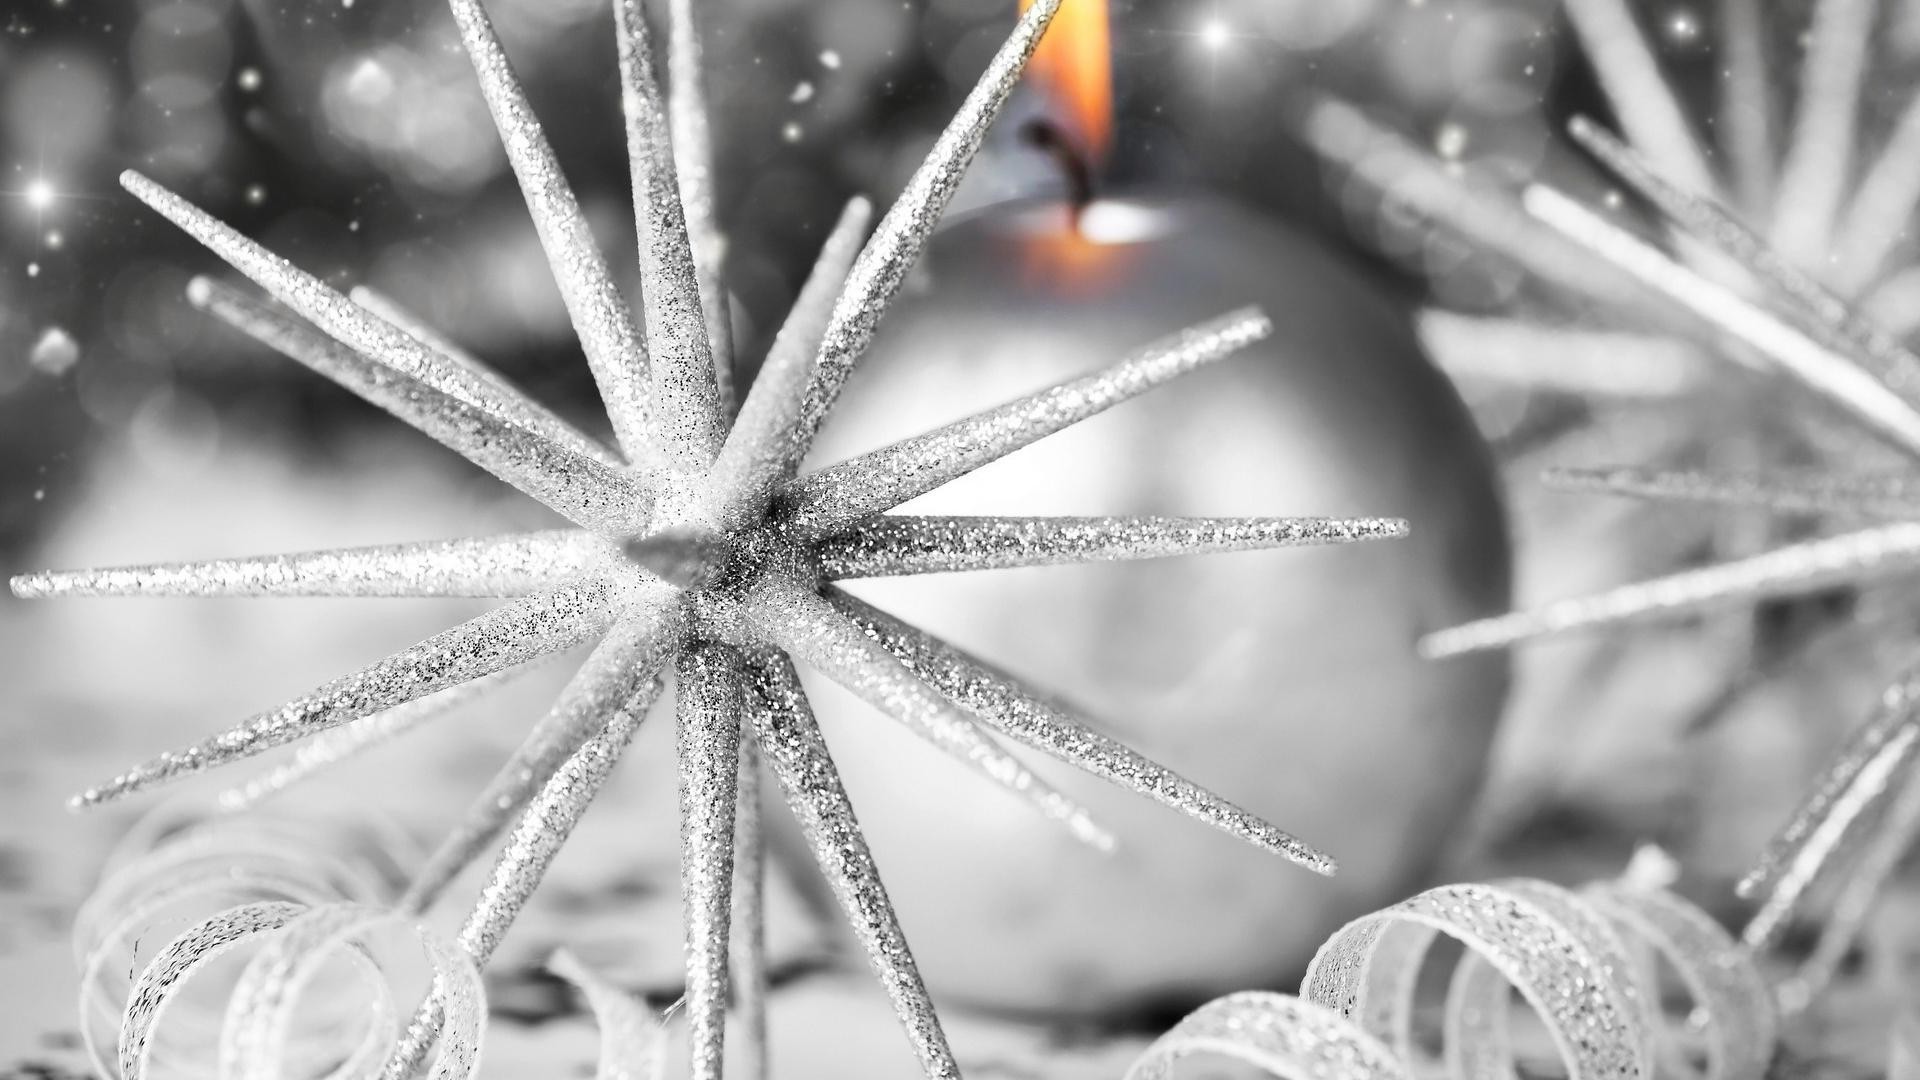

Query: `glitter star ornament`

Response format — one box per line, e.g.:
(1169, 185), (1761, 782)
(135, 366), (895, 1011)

(10, 1), (1412, 1076)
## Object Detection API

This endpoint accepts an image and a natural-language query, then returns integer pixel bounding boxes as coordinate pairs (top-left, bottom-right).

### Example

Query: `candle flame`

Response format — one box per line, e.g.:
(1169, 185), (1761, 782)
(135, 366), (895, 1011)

(1006, 202), (1152, 293)
(1021, 0), (1112, 166)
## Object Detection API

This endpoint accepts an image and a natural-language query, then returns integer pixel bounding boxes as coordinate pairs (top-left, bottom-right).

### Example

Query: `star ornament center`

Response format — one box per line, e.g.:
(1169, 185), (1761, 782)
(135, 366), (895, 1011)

(15, 1), (1412, 1077)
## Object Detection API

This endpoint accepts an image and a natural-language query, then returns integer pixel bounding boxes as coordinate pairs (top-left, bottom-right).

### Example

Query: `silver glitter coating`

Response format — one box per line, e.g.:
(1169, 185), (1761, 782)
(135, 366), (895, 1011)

(218, 668), (534, 812)
(707, 198), (874, 529)
(94, 810), (482, 1080)
(119, 901), (307, 1080)
(457, 645), (661, 964)
(83, 873), (331, 1059)
(350, 285), (623, 468)
(386, 678), (662, 1080)
(13, 530), (600, 600)
(1543, 465), (1920, 519)
(444, 0), (655, 462)
(1568, 116), (1920, 403)
(1421, 521), (1920, 657)
(401, 601), (685, 911)
(46, 2), (1433, 1074)
(1738, 658), (1920, 947)
(819, 514), (1408, 579)
(780, 0), (1064, 475)
(75, 578), (615, 806)
(1776, 759), (1920, 1013)
(742, 654), (959, 1080)
(1435, 880), (1652, 1080)
(729, 729), (769, 1080)
(1124, 991), (1410, 1080)
(677, 642), (744, 1080)
(1525, 184), (1920, 458)
(222, 903), (485, 1080)
(781, 309), (1274, 536)
(118, 175), (543, 435)
(1302, 880), (1651, 1080)
(1579, 883), (1776, 1079)
(121, 171), (642, 492)
(187, 277), (653, 535)
(1123, 873), (1767, 1080)
(667, 0), (734, 412)
(370, 673), (660, 1080)
(616, 0), (724, 469)
(829, 589), (1335, 873)
(744, 573), (1114, 851)
(549, 949), (670, 1080)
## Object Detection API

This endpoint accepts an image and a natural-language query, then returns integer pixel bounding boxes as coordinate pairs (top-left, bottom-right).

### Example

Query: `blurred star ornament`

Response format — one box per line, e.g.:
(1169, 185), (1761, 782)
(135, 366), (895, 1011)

(1413, 0), (1920, 1020)
(9, 0), (1421, 1076)
(797, 190), (1513, 1017)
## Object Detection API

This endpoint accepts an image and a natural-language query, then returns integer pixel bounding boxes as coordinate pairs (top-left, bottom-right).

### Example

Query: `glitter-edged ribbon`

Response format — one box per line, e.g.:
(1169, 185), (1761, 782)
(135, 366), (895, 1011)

(85, 803), (1770, 1080)
(79, 802), (665, 1080)
(1127, 876), (1774, 1080)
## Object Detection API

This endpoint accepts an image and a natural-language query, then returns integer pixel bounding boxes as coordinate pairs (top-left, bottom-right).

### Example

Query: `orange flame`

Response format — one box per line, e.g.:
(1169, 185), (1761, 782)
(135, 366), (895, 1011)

(1021, 0), (1113, 167)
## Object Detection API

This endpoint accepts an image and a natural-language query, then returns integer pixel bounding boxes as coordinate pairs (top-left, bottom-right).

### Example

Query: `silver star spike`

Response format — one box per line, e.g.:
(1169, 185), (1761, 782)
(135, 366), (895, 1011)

(1543, 465), (1920, 520)
(1560, 0), (1719, 198)
(16, 0), (1414, 1075)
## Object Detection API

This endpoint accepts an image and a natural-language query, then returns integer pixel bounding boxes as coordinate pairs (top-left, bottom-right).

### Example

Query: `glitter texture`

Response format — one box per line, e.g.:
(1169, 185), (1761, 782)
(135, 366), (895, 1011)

(1303, 880), (1650, 1080)
(17, 0), (1417, 1073)
(400, 605), (682, 911)
(677, 643), (745, 1080)
(779, 309), (1273, 536)
(818, 514), (1407, 578)
(667, 0), (734, 410)
(218, 668), (539, 812)
(73, 579), (617, 806)
(83, 807), (664, 1080)
(186, 278), (653, 535)
(743, 653), (957, 1080)
(12, 531), (602, 600)
(349, 285), (623, 467)
(445, 0), (654, 462)
(1578, 883), (1776, 1080)
(829, 590), (1335, 872)
(616, 0), (724, 468)
(1125, 867), (1774, 1080)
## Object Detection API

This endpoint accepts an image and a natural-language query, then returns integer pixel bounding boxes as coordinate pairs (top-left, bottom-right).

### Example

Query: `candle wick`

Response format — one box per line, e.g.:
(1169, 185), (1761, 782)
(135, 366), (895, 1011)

(1020, 119), (1096, 230)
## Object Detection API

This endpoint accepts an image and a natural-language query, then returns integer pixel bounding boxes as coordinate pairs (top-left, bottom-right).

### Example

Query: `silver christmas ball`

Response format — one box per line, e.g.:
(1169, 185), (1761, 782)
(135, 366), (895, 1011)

(783, 193), (1512, 1018)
